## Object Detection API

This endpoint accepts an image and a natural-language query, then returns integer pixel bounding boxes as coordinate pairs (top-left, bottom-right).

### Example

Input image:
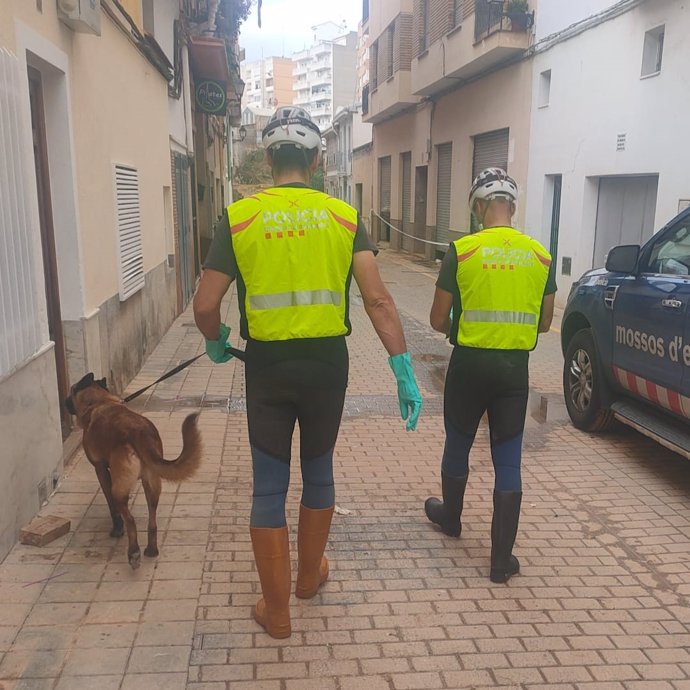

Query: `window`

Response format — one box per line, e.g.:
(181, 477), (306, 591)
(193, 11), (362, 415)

(641, 25), (664, 77)
(420, 0), (429, 53)
(371, 41), (379, 89)
(386, 23), (395, 79)
(452, 0), (462, 28)
(645, 220), (690, 276)
(538, 69), (551, 108)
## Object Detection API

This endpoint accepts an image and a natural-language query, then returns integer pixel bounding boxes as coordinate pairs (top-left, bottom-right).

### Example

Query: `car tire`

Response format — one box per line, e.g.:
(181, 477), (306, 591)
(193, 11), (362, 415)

(563, 328), (615, 432)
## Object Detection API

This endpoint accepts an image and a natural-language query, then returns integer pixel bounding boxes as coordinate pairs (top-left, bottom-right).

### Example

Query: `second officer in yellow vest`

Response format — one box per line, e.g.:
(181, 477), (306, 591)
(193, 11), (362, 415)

(425, 168), (556, 583)
(193, 107), (422, 638)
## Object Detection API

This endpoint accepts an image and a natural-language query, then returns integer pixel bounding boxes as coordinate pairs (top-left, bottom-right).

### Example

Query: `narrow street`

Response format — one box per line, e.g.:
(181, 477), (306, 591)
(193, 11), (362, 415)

(2, 249), (690, 690)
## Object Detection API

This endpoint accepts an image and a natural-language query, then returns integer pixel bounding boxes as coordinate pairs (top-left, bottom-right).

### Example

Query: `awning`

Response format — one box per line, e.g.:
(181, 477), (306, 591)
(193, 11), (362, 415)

(188, 36), (231, 84)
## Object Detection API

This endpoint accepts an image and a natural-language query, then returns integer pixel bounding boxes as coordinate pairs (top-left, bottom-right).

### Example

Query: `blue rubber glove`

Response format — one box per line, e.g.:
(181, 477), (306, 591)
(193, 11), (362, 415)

(205, 323), (234, 364)
(388, 352), (423, 431)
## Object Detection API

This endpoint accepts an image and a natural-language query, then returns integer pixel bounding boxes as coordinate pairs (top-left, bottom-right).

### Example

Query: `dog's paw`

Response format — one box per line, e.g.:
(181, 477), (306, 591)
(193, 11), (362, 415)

(144, 545), (159, 558)
(128, 550), (141, 570)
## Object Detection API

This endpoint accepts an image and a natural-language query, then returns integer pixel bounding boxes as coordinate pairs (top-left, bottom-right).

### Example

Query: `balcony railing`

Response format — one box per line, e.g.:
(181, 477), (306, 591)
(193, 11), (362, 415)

(474, 0), (534, 40)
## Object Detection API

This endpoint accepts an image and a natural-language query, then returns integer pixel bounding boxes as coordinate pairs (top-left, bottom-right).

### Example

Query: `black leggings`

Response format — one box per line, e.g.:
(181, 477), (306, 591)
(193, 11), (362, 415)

(442, 347), (529, 491)
(246, 357), (347, 527)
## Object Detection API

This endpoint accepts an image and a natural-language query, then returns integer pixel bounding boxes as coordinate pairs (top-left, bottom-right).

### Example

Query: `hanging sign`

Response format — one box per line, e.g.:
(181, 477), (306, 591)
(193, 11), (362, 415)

(195, 80), (227, 115)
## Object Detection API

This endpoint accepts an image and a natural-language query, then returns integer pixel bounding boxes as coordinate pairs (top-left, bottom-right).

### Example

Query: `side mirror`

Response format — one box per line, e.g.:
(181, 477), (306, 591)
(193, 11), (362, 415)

(605, 245), (640, 274)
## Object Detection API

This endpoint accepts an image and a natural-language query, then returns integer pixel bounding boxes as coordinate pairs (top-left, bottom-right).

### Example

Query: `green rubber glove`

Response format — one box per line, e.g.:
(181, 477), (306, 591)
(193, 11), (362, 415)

(205, 323), (234, 364)
(388, 352), (423, 431)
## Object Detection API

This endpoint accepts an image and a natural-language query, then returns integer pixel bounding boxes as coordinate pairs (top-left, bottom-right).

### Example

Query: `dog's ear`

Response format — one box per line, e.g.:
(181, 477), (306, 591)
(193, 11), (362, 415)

(72, 372), (95, 393)
(96, 378), (108, 390)
(64, 396), (76, 416)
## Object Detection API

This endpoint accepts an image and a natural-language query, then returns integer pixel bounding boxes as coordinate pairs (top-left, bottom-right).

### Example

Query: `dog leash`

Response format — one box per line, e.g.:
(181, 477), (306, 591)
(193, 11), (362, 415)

(124, 346), (246, 403)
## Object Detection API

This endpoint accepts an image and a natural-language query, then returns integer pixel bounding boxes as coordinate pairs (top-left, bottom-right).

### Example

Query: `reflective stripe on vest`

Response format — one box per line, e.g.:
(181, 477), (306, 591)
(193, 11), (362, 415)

(228, 187), (357, 341)
(463, 310), (538, 326)
(453, 227), (551, 351)
(250, 290), (342, 310)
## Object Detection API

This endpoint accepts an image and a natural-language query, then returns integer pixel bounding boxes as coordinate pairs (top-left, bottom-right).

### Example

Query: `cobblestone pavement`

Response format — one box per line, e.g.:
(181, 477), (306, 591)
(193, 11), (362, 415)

(2, 249), (690, 690)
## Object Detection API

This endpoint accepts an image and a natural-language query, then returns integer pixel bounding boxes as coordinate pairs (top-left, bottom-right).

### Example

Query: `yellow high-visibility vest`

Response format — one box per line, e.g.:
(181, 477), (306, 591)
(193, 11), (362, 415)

(228, 187), (358, 341)
(453, 227), (551, 350)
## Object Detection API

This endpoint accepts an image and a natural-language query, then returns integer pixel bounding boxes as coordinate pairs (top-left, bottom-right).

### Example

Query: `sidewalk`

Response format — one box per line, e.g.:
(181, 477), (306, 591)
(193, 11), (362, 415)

(2, 250), (690, 690)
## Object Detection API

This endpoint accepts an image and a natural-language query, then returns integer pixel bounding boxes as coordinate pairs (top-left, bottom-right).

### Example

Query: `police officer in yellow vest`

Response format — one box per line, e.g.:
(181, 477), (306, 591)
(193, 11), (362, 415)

(193, 107), (422, 638)
(425, 168), (555, 583)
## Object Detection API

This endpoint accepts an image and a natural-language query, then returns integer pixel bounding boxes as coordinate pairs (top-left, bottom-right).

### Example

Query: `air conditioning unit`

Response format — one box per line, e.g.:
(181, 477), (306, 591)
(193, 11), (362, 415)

(57, 0), (101, 35)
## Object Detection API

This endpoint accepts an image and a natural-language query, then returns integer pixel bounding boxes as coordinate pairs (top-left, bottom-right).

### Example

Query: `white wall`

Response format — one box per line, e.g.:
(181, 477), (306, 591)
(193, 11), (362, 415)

(535, 0), (626, 40)
(525, 0), (690, 300)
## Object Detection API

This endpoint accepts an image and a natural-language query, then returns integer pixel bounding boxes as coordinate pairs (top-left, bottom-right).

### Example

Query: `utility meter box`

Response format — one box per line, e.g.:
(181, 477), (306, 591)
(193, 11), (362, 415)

(57, 0), (101, 35)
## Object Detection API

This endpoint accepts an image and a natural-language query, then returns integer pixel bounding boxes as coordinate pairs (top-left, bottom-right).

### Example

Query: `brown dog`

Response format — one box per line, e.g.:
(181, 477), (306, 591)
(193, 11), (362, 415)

(65, 373), (202, 569)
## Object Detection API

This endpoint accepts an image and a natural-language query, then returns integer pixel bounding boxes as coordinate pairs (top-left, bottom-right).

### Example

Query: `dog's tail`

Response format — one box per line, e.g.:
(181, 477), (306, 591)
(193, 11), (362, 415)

(137, 413), (202, 482)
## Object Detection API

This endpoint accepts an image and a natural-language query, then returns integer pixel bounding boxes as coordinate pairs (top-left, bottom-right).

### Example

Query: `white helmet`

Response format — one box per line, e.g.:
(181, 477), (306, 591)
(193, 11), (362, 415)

(469, 168), (518, 210)
(261, 106), (321, 151)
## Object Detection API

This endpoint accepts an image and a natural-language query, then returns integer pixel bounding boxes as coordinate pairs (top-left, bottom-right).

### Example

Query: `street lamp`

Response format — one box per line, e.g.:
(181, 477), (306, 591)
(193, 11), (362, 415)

(233, 125), (247, 143)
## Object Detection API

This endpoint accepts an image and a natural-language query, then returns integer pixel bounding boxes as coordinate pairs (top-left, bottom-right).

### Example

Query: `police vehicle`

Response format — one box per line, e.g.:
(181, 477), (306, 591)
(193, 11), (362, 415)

(561, 207), (690, 459)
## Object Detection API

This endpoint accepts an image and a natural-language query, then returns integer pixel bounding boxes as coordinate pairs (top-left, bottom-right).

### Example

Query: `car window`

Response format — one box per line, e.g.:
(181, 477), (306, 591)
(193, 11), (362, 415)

(644, 221), (690, 276)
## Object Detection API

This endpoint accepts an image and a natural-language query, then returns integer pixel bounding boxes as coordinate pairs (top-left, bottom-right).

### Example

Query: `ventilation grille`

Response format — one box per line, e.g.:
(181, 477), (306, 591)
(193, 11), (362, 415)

(616, 133), (627, 151)
(114, 165), (145, 301)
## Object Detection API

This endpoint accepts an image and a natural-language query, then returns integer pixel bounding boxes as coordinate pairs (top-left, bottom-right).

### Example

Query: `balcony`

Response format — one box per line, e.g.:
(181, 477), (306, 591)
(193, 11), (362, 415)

(363, 70), (420, 125)
(410, 0), (533, 98)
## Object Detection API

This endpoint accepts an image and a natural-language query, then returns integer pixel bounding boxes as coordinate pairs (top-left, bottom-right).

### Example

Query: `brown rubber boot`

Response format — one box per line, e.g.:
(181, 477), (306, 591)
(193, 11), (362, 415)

(295, 504), (334, 599)
(250, 527), (291, 638)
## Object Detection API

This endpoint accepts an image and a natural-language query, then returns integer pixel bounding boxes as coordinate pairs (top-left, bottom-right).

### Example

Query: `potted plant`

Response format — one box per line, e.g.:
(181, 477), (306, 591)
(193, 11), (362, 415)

(506, 0), (531, 32)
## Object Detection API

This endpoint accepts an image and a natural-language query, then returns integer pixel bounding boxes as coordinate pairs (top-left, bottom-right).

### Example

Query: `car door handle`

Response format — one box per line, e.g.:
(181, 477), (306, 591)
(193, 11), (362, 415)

(661, 299), (683, 309)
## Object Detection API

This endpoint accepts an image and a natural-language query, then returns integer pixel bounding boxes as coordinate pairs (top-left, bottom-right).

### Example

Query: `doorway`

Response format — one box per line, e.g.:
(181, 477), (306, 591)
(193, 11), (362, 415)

(593, 175), (659, 268)
(548, 174), (562, 267)
(414, 166), (428, 256)
(28, 67), (71, 439)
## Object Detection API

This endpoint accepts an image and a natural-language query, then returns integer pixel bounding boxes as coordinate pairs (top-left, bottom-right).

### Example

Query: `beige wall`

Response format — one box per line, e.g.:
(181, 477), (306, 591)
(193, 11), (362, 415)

(369, 0), (413, 38)
(372, 59), (533, 251)
(9, 1), (172, 313)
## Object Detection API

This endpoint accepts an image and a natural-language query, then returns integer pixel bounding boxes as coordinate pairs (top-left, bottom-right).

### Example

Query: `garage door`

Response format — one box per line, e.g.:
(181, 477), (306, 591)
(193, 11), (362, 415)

(472, 128), (509, 179)
(436, 143), (452, 245)
(401, 152), (412, 251)
(593, 176), (659, 268)
(471, 129), (509, 231)
(378, 156), (391, 240)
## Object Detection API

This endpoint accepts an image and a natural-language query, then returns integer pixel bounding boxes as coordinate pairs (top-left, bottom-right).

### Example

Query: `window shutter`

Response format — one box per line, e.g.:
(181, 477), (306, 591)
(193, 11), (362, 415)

(114, 164), (145, 301)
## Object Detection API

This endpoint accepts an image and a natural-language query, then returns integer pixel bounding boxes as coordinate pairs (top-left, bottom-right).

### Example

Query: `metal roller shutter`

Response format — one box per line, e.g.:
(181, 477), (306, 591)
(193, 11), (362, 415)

(472, 128), (510, 179)
(379, 156), (392, 241)
(401, 152), (412, 251)
(436, 143), (452, 246)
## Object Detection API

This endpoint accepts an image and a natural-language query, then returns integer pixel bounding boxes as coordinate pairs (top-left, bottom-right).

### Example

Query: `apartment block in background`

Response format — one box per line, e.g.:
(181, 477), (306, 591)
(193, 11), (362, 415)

(242, 56), (295, 109)
(293, 22), (358, 132)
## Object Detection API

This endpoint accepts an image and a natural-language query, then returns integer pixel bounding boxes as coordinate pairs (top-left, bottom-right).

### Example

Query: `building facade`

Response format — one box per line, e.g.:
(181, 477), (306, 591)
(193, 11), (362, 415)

(525, 0), (690, 301)
(293, 23), (358, 132)
(241, 56), (294, 109)
(0, 0), (241, 561)
(363, 0), (535, 258)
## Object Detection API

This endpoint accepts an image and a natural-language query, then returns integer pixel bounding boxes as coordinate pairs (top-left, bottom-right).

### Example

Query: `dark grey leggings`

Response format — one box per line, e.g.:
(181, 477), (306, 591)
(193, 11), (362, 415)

(246, 358), (347, 528)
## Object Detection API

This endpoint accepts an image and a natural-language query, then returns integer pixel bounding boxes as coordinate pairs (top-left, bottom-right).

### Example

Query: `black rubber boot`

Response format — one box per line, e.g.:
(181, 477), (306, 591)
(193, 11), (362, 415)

(425, 473), (468, 538)
(490, 491), (522, 583)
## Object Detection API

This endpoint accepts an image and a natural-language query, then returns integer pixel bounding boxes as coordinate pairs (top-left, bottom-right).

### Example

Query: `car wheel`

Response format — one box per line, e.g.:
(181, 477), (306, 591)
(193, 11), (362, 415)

(563, 328), (615, 432)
